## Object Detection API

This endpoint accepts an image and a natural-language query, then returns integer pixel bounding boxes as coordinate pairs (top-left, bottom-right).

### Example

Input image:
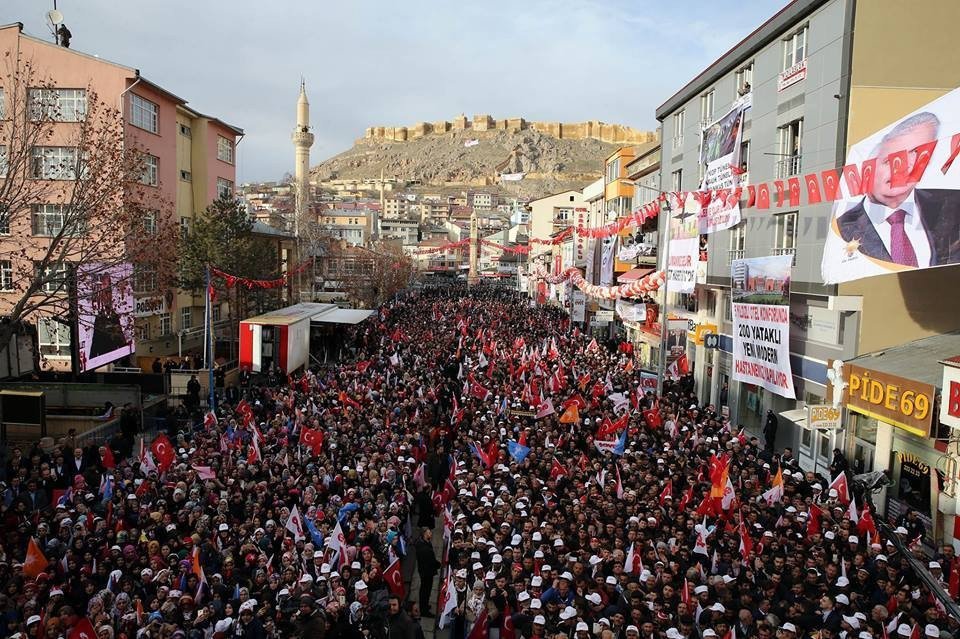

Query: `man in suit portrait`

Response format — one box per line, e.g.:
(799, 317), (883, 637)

(837, 111), (960, 267)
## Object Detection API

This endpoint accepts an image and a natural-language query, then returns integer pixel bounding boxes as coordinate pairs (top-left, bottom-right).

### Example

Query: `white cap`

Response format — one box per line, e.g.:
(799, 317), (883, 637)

(703, 630), (718, 638)
(627, 626), (641, 634)
(782, 623), (797, 634)
(531, 576), (543, 587)
(925, 625), (940, 638)
(898, 625), (914, 637)
(534, 616), (547, 625)
(837, 576), (850, 587)
(355, 580), (368, 590)
(530, 599), (542, 610)
(694, 585), (709, 594)
(929, 561), (941, 569)
(560, 571), (574, 581)
(26, 616), (41, 626)
(606, 576), (617, 585)
(710, 603), (725, 612)
(586, 593), (602, 605)
(842, 616), (860, 629)
(848, 535), (858, 543)
(836, 594), (849, 605)
(518, 592), (531, 603)
(218, 523), (229, 532)
(577, 622), (589, 632)
(560, 606), (577, 620)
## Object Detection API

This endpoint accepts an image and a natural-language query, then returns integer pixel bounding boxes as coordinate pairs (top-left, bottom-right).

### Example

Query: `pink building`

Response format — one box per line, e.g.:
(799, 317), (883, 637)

(0, 22), (242, 371)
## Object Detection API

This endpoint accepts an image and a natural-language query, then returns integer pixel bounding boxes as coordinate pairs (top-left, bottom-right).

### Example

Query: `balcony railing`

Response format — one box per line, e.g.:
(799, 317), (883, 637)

(776, 155), (802, 179)
(728, 249), (744, 263)
(671, 135), (684, 151)
(773, 246), (797, 265)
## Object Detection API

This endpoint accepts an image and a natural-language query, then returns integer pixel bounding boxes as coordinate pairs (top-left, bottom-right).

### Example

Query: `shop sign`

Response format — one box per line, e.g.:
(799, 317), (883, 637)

(807, 404), (842, 430)
(134, 296), (167, 318)
(827, 361), (935, 437)
(940, 357), (960, 430)
(594, 310), (614, 323)
(777, 58), (807, 92)
(691, 323), (718, 346)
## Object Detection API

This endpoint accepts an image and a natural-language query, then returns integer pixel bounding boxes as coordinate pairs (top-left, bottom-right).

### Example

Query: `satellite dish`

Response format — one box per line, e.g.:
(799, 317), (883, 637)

(47, 9), (64, 25)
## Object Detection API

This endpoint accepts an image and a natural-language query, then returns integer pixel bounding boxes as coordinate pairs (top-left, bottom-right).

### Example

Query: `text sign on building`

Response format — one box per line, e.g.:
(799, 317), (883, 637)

(807, 404), (842, 430)
(594, 310), (614, 323)
(940, 358), (960, 430)
(777, 58), (807, 92)
(828, 362), (936, 437)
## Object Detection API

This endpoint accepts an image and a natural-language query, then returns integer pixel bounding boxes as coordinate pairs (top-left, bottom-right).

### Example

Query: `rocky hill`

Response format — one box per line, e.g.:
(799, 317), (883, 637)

(311, 120), (657, 200)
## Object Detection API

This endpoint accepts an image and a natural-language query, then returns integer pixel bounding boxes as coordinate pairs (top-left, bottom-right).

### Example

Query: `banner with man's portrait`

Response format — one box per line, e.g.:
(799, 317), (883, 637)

(821, 87), (960, 283)
(698, 94), (751, 234)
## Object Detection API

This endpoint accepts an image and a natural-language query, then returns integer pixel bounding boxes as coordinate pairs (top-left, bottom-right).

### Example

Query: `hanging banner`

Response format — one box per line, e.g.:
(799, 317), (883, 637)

(599, 237), (616, 287)
(731, 255), (796, 399)
(615, 299), (646, 323)
(584, 238), (597, 285)
(571, 290), (586, 323)
(821, 87), (960, 283)
(666, 197), (699, 294)
(77, 262), (136, 373)
(698, 95), (749, 234)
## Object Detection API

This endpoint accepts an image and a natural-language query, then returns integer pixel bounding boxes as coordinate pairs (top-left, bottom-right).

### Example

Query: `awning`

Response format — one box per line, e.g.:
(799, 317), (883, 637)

(778, 408), (808, 428)
(617, 267), (654, 283)
(311, 308), (375, 325)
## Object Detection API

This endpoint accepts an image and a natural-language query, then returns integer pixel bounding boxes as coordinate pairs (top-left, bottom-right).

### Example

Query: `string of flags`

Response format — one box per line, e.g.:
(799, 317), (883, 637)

(529, 265), (666, 300)
(210, 260), (311, 291)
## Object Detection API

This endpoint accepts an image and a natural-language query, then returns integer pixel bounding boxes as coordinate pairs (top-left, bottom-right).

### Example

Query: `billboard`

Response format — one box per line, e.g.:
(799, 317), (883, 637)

(731, 255), (795, 399)
(666, 196), (699, 294)
(77, 263), (136, 372)
(698, 94), (751, 234)
(821, 87), (960, 283)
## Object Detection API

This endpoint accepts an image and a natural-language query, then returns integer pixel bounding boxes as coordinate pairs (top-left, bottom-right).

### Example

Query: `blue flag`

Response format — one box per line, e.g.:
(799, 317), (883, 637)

(304, 517), (324, 547)
(613, 425), (628, 456)
(338, 502), (360, 523)
(507, 440), (531, 463)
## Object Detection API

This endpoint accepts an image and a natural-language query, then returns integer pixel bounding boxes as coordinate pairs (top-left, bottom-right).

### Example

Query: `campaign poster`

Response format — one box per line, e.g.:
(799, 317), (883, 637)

(698, 95), (750, 234)
(731, 255), (795, 399)
(821, 87), (960, 283)
(570, 290), (586, 323)
(77, 262), (136, 372)
(666, 195), (699, 293)
(667, 319), (688, 357)
(615, 299), (646, 323)
(599, 237), (616, 287)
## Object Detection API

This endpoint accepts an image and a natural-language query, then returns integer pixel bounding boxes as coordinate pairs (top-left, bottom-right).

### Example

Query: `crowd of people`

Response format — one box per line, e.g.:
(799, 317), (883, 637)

(1, 284), (959, 639)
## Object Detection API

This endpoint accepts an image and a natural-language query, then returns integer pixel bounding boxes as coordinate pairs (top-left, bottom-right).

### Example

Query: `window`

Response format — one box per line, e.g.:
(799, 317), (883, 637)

(217, 136), (234, 164)
(777, 119), (803, 177)
(0, 204), (7, 234)
(0, 88), (4, 118)
(133, 266), (157, 294)
(728, 223), (745, 263)
(212, 304), (221, 323)
(672, 111), (685, 150)
(37, 317), (71, 358)
(158, 313), (172, 337)
(136, 320), (151, 342)
(775, 212), (798, 264)
(736, 63), (754, 96)
(782, 25), (808, 71)
(739, 140), (750, 184)
(35, 263), (69, 293)
(605, 158), (620, 184)
(179, 123), (192, 137)
(130, 94), (159, 133)
(671, 169), (683, 192)
(28, 88), (87, 122)
(142, 211), (157, 235)
(180, 170), (192, 182)
(32, 204), (83, 237)
(216, 177), (234, 200)
(180, 217), (191, 239)
(31, 146), (80, 180)
(180, 307), (192, 331)
(0, 144), (6, 178)
(0, 260), (12, 291)
(700, 90), (715, 126)
(140, 153), (158, 186)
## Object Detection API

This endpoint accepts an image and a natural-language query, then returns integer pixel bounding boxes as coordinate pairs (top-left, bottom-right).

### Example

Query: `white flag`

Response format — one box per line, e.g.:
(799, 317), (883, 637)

(285, 505), (305, 542)
(438, 566), (458, 629)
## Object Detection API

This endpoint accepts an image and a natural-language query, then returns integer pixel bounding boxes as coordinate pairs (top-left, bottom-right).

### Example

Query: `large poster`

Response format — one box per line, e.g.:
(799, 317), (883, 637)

(599, 237), (616, 287)
(698, 95), (750, 234)
(731, 255), (795, 399)
(666, 197), (699, 293)
(822, 87), (960, 283)
(77, 262), (136, 372)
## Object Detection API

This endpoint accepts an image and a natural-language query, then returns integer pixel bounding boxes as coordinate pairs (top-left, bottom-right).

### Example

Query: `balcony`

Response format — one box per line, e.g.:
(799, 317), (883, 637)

(773, 246), (797, 265)
(671, 135), (684, 151)
(727, 249), (744, 264)
(776, 155), (802, 179)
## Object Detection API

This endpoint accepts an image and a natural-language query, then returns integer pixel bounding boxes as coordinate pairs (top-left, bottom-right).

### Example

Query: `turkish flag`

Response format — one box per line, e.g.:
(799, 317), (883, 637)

(550, 458), (568, 480)
(820, 168), (842, 201)
(756, 183), (771, 209)
(643, 408), (662, 429)
(787, 177), (801, 206)
(467, 610), (489, 639)
(150, 434), (175, 473)
(299, 426), (325, 455)
(808, 504), (823, 537)
(804, 174), (822, 204)
(774, 180), (785, 207)
(384, 556), (405, 598)
(659, 480), (673, 506)
(563, 393), (587, 410)
(502, 605), (516, 639)
(101, 446), (116, 470)
(843, 158), (877, 196)
(355, 360), (372, 373)
(68, 618), (97, 639)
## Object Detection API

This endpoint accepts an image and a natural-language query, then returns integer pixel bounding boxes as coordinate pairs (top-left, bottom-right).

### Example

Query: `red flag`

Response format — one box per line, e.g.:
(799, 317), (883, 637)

(808, 504), (823, 537)
(756, 183), (771, 209)
(941, 133), (960, 175)
(787, 176), (801, 206)
(299, 426), (325, 455)
(355, 360), (371, 373)
(842, 158), (877, 196)
(678, 485), (694, 512)
(502, 605), (516, 639)
(384, 556), (405, 598)
(949, 556), (960, 600)
(101, 446), (116, 470)
(643, 408), (662, 429)
(659, 480), (673, 506)
(680, 578), (691, 606)
(829, 473), (851, 505)
(738, 518), (753, 557)
(467, 609), (489, 639)
(67, 618), (97, 639)
(857, 501), (878, 538)
(150, 434), (175, 473)
(804, 173), (823, 204)
(563, 393), (587, 410)
(550, 458), (568, 480)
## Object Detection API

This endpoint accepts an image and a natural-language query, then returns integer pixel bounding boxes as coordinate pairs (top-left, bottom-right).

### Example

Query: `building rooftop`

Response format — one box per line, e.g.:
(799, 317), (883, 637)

(848, 331), (960, 389)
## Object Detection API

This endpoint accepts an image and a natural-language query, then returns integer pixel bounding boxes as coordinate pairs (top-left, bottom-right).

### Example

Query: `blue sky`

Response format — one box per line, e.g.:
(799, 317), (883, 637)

(7, 0), (783, 182)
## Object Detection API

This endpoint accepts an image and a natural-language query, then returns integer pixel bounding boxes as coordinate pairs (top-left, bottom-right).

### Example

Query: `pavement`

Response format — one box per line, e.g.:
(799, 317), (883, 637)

(403, 515), (447, 639)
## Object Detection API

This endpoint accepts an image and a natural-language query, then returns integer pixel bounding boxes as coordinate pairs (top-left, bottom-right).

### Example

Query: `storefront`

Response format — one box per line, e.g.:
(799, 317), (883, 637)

(827, 340), (953, 544)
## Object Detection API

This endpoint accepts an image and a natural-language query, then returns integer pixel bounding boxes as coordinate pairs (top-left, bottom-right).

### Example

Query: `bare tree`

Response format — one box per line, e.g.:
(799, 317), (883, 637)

(0, 52), (178, 367)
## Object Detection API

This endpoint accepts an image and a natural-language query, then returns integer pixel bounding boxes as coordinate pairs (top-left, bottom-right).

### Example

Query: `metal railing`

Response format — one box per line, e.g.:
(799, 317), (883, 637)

(776, 155), (802, 179)
(773, 246), (797, 265)
(671, 135), (684, 151)
(728, 249), (744, 263)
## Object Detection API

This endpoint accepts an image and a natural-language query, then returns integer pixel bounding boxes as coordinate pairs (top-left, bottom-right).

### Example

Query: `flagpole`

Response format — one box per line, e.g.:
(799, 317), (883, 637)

(656, 198), (673, 398)
(206, 265), (216, 411)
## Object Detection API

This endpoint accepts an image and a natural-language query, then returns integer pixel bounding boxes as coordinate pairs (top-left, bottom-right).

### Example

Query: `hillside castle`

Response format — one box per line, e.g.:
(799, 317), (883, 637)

(361, 114), (656, 146)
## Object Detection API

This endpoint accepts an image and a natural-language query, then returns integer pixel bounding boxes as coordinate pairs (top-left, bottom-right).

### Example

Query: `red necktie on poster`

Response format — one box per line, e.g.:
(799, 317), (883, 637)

(887, 209), (918, 267)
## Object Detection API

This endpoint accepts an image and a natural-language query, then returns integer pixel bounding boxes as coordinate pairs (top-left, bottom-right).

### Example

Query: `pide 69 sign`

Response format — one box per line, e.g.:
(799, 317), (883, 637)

(828, 362), (935, 437)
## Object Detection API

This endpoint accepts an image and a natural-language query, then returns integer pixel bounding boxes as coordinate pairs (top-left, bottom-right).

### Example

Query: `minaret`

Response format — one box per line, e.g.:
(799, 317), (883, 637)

(468, 209), (479, 285)
(291, 79), (314, 236)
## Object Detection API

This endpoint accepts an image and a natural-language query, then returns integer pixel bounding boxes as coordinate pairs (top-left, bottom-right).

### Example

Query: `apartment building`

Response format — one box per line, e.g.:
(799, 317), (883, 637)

(655, 0), (960, 543)
(0, 23), (241, 371)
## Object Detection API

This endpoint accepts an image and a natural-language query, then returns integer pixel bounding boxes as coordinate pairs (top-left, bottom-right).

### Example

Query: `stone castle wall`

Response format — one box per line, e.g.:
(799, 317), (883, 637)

(361, 115), (656, 145)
